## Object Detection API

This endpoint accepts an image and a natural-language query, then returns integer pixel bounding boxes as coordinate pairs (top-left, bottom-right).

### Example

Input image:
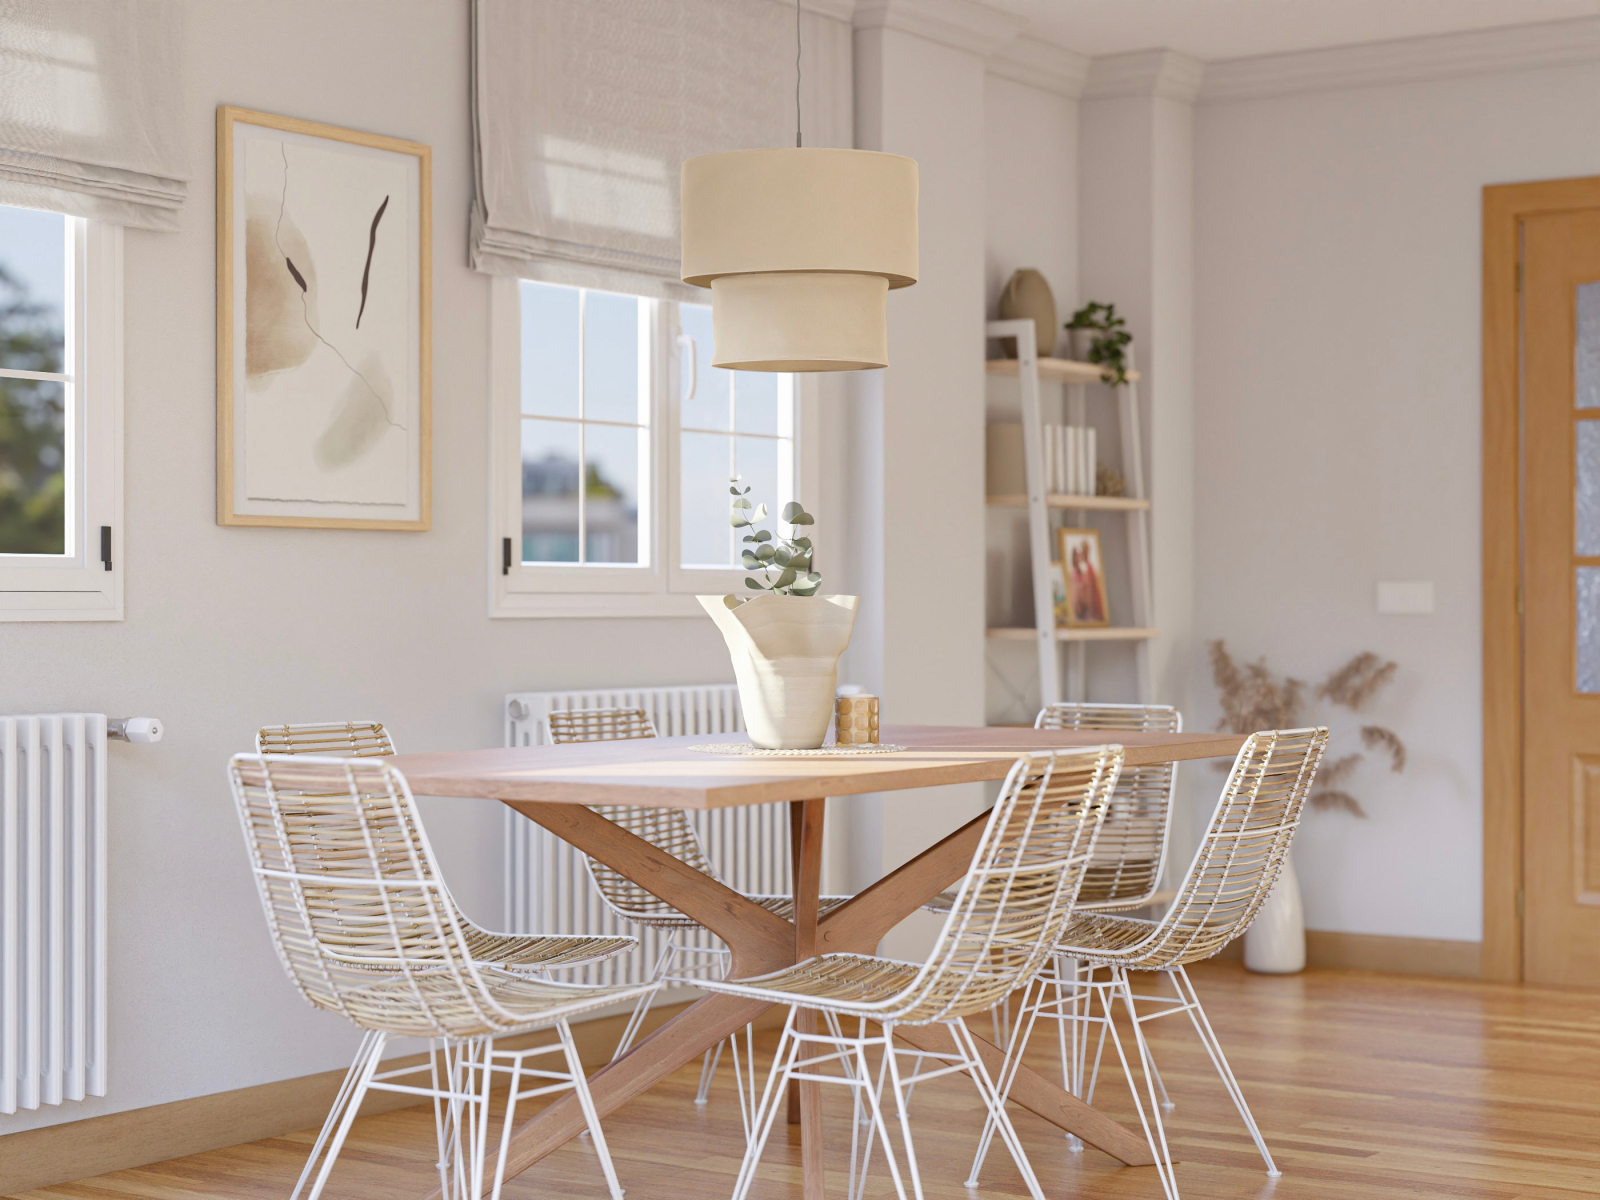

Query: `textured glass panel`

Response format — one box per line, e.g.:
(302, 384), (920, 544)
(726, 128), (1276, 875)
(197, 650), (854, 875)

(583, 423), (639, 563)
(1579, 422), (1600, 555)
(680, 430), (733, 567)
(0, 206), (65, 375)
(1580, 281), (1600, 410)
(521, 418), (580, 562)
(0, 378), (65, 555)
(583, 290), (642, 424)
(520, 281), (578, 417)
(679, 302), (730, 431)
(1580, 568), (1600, 692)
(733, 371), (779, 435)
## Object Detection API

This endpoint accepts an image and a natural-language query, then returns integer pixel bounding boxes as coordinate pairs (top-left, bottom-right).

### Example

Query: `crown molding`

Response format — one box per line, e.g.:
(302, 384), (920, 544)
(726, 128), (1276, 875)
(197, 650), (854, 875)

(1084, 49), (1206, 102)
(988, 35), (1090, 98)
(798, 0), (856, 22)
(853, 0), (1029, 59)
(1201, 14), (1600, 103)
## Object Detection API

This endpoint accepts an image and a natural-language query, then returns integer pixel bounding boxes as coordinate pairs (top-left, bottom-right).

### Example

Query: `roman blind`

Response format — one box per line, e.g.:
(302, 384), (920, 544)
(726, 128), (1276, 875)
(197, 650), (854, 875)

(471, 0), (852, 297)
(0, 0), (189, 231)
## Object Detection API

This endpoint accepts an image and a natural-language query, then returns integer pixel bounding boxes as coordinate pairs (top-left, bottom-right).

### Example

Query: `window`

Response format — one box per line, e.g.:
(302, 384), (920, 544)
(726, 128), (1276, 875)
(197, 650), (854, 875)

(0, 205), (122, 621)
(490, 277), (811, 617)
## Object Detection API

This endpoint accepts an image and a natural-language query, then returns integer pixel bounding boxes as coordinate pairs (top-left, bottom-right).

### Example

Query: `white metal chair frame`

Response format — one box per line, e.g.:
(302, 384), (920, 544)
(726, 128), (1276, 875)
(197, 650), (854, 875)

(972, 726), (1330, 1200)
(686, 746), (1123, 1200)
(229, 753), (658, 1200)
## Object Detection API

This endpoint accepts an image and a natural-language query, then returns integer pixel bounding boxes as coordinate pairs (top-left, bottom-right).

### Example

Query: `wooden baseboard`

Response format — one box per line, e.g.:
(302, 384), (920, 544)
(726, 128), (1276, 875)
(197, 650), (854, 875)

(0, 1000), (783, 1197)
(1213, 930), (1482, 978)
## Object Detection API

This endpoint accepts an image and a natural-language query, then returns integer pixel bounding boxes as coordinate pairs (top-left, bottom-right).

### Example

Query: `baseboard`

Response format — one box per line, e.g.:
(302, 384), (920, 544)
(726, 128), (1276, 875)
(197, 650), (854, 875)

(1212, 930), (1482, 978)
(0, 999), (782, 1197)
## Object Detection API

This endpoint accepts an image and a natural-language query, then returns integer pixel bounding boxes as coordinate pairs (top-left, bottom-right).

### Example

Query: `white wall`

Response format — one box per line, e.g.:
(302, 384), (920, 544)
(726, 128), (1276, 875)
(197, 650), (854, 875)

(0, 0), (740, 1132)
(1193, 59), (1600, 943)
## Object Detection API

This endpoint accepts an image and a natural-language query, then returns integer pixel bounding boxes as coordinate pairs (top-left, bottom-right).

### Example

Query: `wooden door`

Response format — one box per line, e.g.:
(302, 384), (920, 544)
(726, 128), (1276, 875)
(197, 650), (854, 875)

(1522, 209), (1600, 988)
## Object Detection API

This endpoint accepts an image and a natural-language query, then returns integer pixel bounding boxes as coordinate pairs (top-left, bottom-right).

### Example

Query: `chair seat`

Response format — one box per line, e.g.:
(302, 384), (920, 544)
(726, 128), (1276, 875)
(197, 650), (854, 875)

(612, 892), (853, 930)
(1053, 912), (1165, 964)
(336, 968), (657, 1039)
(462, 930), (638, 971)
(697, 952), (923, 1013)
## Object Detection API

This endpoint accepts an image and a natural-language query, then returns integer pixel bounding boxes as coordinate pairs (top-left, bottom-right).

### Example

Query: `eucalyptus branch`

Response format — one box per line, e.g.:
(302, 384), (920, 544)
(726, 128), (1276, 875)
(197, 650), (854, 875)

(729, 475), (822, 597)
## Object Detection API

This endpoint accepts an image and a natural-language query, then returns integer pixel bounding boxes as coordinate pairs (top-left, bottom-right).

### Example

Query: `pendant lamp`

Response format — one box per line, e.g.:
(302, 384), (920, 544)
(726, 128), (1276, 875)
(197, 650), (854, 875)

(680, 147), (917, 371)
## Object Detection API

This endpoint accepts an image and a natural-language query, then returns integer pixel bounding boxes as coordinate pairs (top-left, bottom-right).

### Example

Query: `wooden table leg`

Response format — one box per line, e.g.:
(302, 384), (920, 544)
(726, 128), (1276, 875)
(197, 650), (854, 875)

(787, 800), (826, 1200)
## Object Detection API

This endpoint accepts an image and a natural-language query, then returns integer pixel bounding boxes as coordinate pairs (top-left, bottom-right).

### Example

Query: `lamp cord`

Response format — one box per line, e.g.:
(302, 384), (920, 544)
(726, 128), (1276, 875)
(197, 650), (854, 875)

(795, 0), (802, 148)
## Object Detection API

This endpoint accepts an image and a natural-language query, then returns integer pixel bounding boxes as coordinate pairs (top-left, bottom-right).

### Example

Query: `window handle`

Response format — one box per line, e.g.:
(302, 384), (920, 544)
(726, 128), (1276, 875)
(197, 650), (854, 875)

(676, 333), (697, 402)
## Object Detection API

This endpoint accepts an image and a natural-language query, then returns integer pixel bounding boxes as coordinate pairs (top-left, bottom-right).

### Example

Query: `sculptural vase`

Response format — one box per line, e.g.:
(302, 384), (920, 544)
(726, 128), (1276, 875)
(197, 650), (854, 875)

(698, 594), (859, 749)
(1243, 851), (1306, 974)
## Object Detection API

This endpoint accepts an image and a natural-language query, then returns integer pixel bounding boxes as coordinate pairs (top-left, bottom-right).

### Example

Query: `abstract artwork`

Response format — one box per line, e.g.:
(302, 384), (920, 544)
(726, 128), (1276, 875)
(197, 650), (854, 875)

(217, 107), (431, 528)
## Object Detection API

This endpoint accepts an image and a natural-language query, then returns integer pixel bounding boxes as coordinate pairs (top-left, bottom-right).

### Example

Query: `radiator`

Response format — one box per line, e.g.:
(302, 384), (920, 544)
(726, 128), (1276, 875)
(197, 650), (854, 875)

(0, 714), (107, 1114)
(503, 685), (788, 987)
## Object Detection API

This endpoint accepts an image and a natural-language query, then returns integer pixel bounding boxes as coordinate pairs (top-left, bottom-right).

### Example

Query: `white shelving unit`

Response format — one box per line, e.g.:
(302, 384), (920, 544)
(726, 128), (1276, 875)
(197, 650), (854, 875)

(985, 319), (1155, 705)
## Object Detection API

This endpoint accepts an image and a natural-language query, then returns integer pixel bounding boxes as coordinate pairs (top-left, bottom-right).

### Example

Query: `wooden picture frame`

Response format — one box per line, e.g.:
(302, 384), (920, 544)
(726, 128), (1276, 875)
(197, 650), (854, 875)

(1056, 527), (1109, 627)
(216, 106), (431, 529)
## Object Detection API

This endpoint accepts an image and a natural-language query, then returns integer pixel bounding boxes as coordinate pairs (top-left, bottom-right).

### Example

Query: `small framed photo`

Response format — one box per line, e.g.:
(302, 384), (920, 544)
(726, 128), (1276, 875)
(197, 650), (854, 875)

(1056, 527), (1110, 627)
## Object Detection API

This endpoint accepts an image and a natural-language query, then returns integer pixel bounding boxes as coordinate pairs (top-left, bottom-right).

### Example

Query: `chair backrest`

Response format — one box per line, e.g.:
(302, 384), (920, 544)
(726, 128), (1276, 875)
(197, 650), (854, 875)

(1035, 703), (1181, 909)
(256, 721), (395, 757)
(887, 746), (1122, 1024)
(228, 754), (517, 1038)
(1132, 726), (1328, 968)
(545, 708), (719, 917)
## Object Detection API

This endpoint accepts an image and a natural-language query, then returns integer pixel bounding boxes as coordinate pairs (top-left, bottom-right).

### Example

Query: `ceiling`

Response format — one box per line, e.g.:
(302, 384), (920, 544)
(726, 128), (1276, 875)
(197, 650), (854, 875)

(992, 0), (1600, 61)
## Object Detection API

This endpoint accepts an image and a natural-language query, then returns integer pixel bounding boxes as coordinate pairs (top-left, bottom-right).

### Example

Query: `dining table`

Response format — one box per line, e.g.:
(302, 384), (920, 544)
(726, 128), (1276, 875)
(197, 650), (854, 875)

(390, 723), (1248, 1200)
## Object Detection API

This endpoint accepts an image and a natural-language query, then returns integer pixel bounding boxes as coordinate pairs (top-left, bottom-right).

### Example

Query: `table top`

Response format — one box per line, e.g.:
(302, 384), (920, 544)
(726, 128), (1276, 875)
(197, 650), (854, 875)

(389, 724), (1246, 810)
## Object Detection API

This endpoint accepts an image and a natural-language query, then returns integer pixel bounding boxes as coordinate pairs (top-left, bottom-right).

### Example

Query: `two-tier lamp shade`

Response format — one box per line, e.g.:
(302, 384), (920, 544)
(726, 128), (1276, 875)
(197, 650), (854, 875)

(680, 148), (918, 371)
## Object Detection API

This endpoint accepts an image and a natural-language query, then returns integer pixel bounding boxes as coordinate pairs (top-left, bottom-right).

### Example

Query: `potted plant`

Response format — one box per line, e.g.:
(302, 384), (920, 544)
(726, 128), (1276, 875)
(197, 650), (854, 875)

(699, 478), (857, 749)
(1064, 301), (1133, 384)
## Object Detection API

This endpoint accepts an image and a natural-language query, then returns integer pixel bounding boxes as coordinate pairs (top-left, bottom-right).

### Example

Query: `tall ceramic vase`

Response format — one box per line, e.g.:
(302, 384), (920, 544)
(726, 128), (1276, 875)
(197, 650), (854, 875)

(1243, 851), (1306, 974)
(699, 594), (858, 749)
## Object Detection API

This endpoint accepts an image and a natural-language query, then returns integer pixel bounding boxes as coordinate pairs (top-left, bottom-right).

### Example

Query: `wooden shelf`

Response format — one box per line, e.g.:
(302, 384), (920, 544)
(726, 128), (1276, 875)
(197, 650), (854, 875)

(986, 494), (1150, 511)
(986, 626), (1159, 642)
(985, 357), (1140, 385)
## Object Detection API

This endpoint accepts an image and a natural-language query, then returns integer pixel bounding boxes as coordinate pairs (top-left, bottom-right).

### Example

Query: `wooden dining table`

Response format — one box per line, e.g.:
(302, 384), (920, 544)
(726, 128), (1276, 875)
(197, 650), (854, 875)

(390, 723), (1247, 1200)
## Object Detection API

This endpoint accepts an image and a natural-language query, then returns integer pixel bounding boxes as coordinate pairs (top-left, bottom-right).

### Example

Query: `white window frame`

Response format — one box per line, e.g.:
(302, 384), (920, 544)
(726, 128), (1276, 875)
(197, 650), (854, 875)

(0, 219), (123, 622)
(488, 276), (819, 618)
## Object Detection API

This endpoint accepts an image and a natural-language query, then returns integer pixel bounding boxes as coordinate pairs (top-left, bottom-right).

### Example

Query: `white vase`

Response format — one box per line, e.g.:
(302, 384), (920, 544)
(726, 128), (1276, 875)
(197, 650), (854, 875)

(1243, 852), (1306, 974)
(698, 594), (859, 749)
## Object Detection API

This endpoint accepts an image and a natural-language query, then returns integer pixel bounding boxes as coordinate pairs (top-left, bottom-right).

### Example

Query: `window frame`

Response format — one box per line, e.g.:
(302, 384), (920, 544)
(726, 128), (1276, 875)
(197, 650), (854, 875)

(488, 276), (818, 618)
(0, 218), (123, 622)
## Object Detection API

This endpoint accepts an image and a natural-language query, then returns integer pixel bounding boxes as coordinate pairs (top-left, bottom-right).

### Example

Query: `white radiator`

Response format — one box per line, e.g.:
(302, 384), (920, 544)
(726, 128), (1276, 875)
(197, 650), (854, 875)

(503, 686), (789, 987)
(0, 714), (107, 1113)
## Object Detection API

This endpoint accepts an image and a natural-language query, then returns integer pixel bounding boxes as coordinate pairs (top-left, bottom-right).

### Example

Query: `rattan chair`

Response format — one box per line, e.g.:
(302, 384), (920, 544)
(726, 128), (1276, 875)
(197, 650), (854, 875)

(971, 727), (1330, 1200)
(545, 706), (852, 1102)
(686, 746), (1123, 1200)
(229, 754), (658, 1200)
(257, 721), (636, 975)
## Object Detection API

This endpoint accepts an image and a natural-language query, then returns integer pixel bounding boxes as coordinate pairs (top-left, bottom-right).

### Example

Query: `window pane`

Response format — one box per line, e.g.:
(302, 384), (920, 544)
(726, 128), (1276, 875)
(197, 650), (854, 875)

(1581, 568), (1600, 692)
(734, 433), (781, 534)
(733, 371), (779, 435)
(681, 430), (733, 567)
(521, 418), (580, 562)
(520, 280), (579, 418)
(1579, 280), (1600, 410)
(583, 290), (642, 424)
(679, 301), (730, 431)
(0, 377), (65, 555)
(0, 206), (66, 375)
(1579, 421), (1600, 555)
(584, 422), (640, 564)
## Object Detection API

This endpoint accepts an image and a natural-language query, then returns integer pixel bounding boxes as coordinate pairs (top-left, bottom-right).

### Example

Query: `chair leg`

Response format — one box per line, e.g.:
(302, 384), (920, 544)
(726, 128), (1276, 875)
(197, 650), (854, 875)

(1103, 969), (1179, 1200)
(856, 1029), (911, 1200)
(612, 938), (679, 1062)
(299, 1030), (386, 1200)
(732, 1008), (801, 1200)
(965, 975), (1047, 1187)
(882, 1023), (928, 1200)
(953, 1018), (1046, 1200)
(693, 1037), (724, 1105)
(558, 1020), (627, 1200)
(489, 1040), (525, 1200)
(1170, 965), (1280, 1176)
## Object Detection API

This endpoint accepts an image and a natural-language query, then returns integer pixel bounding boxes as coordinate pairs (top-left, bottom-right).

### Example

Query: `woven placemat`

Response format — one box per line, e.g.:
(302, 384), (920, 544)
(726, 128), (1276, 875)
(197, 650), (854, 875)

(689, 742), (906, 758)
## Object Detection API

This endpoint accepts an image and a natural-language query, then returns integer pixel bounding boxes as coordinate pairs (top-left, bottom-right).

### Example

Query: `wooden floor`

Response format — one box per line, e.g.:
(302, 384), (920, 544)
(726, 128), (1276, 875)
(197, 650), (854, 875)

(16, 963), (1600, 1200)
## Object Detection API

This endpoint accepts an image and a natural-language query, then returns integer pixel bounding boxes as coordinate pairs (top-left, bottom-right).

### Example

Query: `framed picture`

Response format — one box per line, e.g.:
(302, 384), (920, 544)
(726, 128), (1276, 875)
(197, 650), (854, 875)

(1056, 527), (1110, 627)
(217, 106), (431, 529)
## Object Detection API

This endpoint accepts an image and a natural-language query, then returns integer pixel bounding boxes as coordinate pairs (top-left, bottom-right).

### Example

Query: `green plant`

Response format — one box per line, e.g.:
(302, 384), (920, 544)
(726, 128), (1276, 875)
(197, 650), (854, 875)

(1064, 300), (1133, 385)
(729, 476), (822, 596)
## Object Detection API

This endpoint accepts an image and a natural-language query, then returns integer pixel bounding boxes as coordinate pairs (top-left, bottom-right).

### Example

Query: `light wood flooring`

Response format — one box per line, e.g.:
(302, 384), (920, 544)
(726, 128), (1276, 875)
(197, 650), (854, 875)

(16, 963), (1600, 1199)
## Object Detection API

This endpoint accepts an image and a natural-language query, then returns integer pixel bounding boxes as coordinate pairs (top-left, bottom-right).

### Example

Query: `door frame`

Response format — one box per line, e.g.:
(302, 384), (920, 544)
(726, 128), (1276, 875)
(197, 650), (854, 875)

(1482, 176), (1600, 982)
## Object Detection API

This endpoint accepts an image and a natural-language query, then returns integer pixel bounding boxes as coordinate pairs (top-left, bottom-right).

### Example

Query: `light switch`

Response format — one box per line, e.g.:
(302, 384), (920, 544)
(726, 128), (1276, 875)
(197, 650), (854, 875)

(1376, 581), (1434, 615)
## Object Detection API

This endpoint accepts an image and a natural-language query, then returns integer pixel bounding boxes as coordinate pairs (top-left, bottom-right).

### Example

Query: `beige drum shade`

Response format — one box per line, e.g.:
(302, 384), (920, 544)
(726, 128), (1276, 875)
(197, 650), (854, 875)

(680, 147), (918, 371)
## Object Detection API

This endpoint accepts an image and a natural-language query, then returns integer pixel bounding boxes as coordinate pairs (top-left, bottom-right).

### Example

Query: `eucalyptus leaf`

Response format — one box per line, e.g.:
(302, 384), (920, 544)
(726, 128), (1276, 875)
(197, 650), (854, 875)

(775, 567), (798, 589)
(754, 529), (772, 543)
(773, 548), (793, 567)
(741, 550), (761, 569)
(756, 543), (776, 561)
(789, 511), (814, 526)
(732, 497), (751, 510)
(751, 503), (768, 521)
(781, 501), (805, 522)
(730, 514), (750, 528)
(744, 577), (765, 590)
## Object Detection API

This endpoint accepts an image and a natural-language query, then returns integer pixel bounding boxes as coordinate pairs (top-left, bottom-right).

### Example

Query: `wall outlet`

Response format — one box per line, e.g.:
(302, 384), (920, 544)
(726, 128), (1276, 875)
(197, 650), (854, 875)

(1376, 581), (1434, 615)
